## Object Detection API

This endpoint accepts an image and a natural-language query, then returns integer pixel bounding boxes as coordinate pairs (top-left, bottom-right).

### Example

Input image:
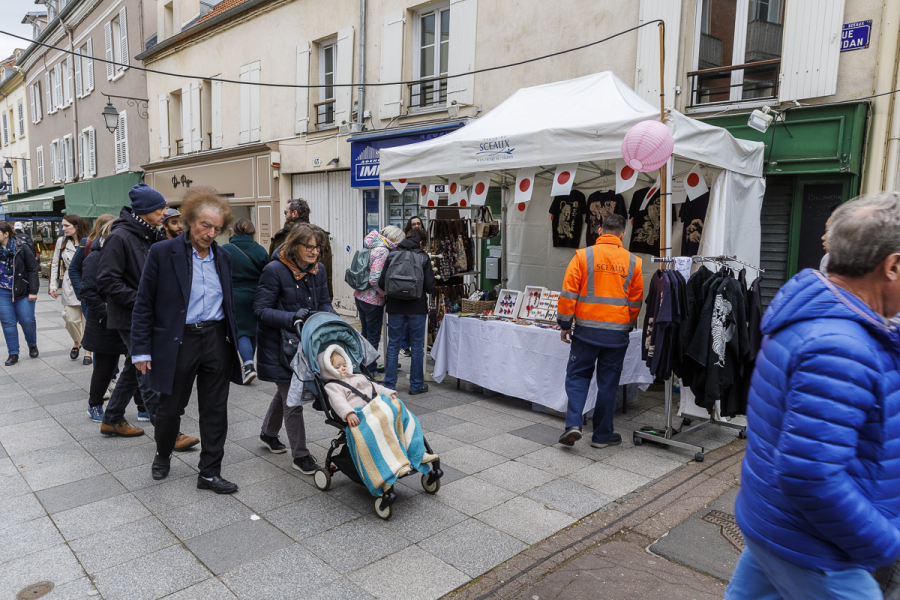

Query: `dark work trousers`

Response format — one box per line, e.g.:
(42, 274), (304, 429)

(355, 298), (384, 372)
(103, 329), (159, 425)
(155, 321), (232, 478)
(88, 352), (119, 407)
(261, 381), (309, 460)
(564, 337), (628, 444)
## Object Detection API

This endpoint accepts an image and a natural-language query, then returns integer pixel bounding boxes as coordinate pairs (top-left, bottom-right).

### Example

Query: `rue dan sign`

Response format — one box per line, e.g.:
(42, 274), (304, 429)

(841, 21), (872, 52)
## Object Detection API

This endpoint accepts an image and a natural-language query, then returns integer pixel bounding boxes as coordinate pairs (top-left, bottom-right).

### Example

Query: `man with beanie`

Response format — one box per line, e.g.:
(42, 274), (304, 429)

(95, 184), (199, 450)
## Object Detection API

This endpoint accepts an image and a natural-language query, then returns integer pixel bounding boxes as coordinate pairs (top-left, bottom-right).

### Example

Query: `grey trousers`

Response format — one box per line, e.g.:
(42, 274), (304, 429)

(260, 382), (309, 459)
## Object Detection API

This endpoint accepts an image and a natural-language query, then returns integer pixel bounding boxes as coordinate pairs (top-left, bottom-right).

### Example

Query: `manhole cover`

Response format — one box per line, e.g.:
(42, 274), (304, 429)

(16, 582), (54, 599)
(701, 509), (745, 551)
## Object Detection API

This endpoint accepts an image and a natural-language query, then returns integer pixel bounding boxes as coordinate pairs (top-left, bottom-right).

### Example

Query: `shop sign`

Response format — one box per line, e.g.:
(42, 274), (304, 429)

(349, 124), (464, 188)
(171, 174), (193, 189)
(842, 21), (872, 51)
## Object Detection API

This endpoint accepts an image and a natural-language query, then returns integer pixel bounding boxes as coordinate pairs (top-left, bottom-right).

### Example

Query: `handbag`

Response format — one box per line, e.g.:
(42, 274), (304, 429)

(280, 328), (301, 370)
(475, 207), (500, 239)
(453, 220), (468, 273)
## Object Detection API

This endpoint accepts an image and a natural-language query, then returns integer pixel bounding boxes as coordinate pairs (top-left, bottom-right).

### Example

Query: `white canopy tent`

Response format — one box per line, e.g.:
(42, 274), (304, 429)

(379, 71), (767, 290)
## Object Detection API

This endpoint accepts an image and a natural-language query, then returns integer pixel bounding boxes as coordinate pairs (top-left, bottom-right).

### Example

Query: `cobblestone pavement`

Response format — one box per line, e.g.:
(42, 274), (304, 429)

(0, 285), (740, 599)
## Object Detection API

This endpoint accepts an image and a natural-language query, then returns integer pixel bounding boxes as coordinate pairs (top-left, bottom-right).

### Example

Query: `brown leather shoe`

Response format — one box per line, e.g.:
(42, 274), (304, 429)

(174, 433), (200, 451)
(100, 420), (144, 437)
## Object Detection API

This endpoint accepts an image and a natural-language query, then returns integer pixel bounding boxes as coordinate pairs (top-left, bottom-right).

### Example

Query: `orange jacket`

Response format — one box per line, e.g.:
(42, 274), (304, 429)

(557, 235), (643, 334)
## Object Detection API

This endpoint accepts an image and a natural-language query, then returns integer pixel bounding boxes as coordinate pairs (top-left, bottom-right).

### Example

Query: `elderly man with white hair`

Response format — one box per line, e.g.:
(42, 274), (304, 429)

(726, 193), (900, 599)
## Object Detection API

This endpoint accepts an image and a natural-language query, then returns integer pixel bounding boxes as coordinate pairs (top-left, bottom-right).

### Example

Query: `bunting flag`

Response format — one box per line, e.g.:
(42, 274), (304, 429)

(448, 175), (467, 206)
(390, 179), (408, 194)
(469, 172), (491, 206)
(514, 167), (536, 205)
(639, 175), (661, 211)
(419, 184), (437, 207)
(683, 163), (709, 200)
(615, 159), (638, 194)
(550, 163), (578, 197)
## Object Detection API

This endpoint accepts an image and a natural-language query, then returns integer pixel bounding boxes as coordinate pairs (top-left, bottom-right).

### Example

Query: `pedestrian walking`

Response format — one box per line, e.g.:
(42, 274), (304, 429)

(50, 214), (92, 364)
(725, 193), (900, 600)
(69, 214), (116, 313)
(379, 227), (435, 394)
(399, 216), (424, 358)
(0, 221), (39, 366)
(13, 222), (36, 257)
(556, 213), (643, 448)
(222, 218), (268, 384)
(254, 223), (335, 473)
(269, 198), (334, 299)
(163, 208), (182, 239)
(354, 225), (404, 373)
(132, 187), (242, 492)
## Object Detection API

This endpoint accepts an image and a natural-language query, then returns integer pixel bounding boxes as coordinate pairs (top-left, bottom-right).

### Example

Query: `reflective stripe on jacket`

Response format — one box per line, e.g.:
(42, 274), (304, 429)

(557, 235), (643, 332)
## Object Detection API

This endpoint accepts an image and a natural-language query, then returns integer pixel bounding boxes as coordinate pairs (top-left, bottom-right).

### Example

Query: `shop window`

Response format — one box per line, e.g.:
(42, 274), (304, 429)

(411, 4), (449, 109)
(690, 0), (784, 105)
(387, 187), (420, 229)
(316, 40), (336, 128)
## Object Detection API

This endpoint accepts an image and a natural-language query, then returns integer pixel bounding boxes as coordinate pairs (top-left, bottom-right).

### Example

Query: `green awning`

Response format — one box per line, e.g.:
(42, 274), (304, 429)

(3, 186), (65, 214)
(65, 172), (144, 218)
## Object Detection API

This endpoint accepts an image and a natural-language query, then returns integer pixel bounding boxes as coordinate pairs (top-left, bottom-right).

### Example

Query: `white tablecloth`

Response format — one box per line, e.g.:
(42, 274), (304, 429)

(431, 315), (653, 414)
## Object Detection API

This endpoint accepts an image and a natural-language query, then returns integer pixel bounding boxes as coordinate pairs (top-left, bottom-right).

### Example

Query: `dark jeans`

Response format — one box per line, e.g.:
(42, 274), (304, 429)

(355, 298), (384, 372)
(260, 381), (309, 459)
(103, 329), (159, 426)
(237, 335), (256, 365)
(401, 323), (410, 351)
(384, 313), (427, 392)
(88, 352), (120, 407)
(155, 322), (231, 478)
(564, 337), (627, 443)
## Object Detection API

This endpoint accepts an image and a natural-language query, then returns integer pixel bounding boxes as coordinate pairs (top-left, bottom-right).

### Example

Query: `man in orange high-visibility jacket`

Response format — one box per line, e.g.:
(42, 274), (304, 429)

(557, 213), (643, 448)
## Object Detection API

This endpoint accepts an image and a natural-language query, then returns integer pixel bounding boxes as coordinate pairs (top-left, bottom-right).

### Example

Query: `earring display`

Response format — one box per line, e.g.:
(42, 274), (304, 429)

(493, 289), (523, 318)
(519, 286), (548, 319)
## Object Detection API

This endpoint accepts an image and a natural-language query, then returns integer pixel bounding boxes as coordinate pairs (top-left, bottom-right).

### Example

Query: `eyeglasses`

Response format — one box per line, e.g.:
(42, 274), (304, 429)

(197, 221), (224, 235)
(301, 243), (322, 253)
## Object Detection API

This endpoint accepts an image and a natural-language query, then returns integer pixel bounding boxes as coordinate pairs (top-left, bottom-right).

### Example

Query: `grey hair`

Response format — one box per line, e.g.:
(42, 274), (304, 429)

(380, 225), (406, 244)
(827, 192), (900, 277)
(601, 213), (626, 236)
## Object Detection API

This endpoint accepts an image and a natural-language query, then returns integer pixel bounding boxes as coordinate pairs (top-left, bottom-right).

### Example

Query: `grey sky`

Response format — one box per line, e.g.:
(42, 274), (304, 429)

(0, 0), (40, 62)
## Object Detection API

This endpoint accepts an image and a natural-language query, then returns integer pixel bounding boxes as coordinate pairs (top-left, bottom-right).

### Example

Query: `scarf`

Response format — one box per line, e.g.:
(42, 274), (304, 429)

(0, 237), (16, 261)
(129, 210), (163, 240)
(279, 254), (318, 281)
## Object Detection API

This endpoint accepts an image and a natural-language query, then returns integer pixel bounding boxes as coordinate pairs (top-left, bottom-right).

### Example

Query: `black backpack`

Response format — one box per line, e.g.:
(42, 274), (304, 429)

(384, 249), (424, 300)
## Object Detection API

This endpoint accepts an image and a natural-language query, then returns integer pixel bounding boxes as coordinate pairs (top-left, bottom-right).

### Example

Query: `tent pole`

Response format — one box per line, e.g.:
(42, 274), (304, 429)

(658, 21), (667, 261)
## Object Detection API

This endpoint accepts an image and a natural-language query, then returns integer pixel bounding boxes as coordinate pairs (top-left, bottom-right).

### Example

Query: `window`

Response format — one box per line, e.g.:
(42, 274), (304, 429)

(64, 57), (73, 106)
(45, 71), (55, 114)
(17, 102), (24, 136)
(36, 146), (44, 186)
(163, 1), (175, 40)
(691, 0), (785, 105)
(75, 39), (94, 97)
(239, 61), (260, 144)
(413, 5), (450, 109)
(33, 22), (41, 40)
(64, 134), (74, 182)
(21, 158), (27, 191)
(105, 8), (129, 80)
(316, 41), (336, 127)
(49, 140), (58, 183)
(114, 110), (129, 172)
(2, 113), (7, 146)
(79, 127), (95, 179)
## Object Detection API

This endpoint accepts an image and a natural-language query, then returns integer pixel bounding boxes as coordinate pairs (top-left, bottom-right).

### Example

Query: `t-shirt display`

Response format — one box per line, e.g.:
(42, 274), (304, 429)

(678, 191), (710, 256)
(585, 191), (627, 246)
(549, 190), (586, 249)
(628, 187), (661, 255)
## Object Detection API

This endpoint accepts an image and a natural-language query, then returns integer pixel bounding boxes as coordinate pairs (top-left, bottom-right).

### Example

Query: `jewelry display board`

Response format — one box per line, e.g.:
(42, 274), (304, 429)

(493, 289), (523, 318)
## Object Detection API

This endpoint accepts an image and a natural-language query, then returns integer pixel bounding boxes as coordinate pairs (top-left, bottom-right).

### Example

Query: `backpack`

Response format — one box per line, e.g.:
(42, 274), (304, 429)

(344, 248), (373, 291)
(384, 249), (424, 300)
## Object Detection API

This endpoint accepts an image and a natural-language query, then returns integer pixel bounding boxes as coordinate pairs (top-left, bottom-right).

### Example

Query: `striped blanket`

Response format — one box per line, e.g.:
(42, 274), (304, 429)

(345, 394), (437, 497)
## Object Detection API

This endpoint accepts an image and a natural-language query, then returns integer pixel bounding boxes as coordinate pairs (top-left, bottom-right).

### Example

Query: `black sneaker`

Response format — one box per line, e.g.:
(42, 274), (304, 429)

(400, 349), (412, 358)
(241, 364), (257, 385)
(28, 346), (39, 358)
(558, 427), (583, 446)
(292, 455), (321, 475)
(591, 433), (623, 448)
(408, 383), (429, 395)
(259, 433), (287, 454)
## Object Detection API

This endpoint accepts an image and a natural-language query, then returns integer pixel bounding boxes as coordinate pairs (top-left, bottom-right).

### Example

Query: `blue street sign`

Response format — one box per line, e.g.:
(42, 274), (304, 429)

(841, 20), (872, 52)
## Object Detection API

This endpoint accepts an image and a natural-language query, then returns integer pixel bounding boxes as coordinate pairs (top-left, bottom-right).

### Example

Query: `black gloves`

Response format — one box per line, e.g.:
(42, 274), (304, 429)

(293, 308), (310, 325)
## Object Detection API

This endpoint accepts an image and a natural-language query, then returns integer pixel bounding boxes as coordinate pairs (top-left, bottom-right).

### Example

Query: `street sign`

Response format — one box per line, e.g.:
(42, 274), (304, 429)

(841, 21), (872, 52)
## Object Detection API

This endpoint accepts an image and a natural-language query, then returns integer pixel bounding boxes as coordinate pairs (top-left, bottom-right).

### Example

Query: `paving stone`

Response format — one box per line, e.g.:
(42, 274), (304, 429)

(509, 422), (567, 446)
(159, 494), (254, 540)
(0, 491), (46, 529)
(440, 422), (503, 443)
(0, 417), (75, 455)
(348, 545), (468, 599)
(92, 544), (209, 600)
(43, 576), (102, 599)
(299, 578), (374, 600)
(13, 442), (107, 491)
(303, 516), (409, 574)
(216, 456), (286, 488)
(112, 458), (197, 491)
(434, 476), (516, 516)
(0, 466), (32, 499)
(220, 543), (340, 600)
(92, 442), (158, 472)
(264, 494), (360, 541)
(0, 544), (86, 599)
(419, 517), (528, 577)
(33, 388), (89, 406)
(378, 492), (468, 543)
(516, 445), (596, 476)
(69, 516), (177, 574)
(437, 445), (507, 475)
(36, 473), (127, 514)
(133, 471), (212, 513)
(476, 495), (575, 544)
(233, 473), (317, 514)
(52, 492), (151, 541)
(526, 476), (616, 518)
(416, 411), (465, 431)
(163, 577), (239, 600)
(0, 406), (49, 426)
(602, 447), (685, 479)
(401, 401), (435, 416)
(185, 518), (294, 574)
(0, 516), (65, 564)
(568, 461), (653, 497)
(226, 417), (265, 442)
(474, 460), (558, 494)
(473, 432), (546, 459)
(0, 395), (39, 415)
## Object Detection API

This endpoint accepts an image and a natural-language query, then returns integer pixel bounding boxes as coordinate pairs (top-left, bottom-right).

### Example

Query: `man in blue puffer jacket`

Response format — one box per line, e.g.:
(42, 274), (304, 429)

(727, 193), (900, 600)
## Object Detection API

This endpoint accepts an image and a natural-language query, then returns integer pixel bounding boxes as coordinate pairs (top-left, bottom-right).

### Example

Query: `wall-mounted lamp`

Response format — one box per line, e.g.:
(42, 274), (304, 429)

(748, 106), (775, 133)
(101, 101), (120, 133)
(2, 160), (13, 180)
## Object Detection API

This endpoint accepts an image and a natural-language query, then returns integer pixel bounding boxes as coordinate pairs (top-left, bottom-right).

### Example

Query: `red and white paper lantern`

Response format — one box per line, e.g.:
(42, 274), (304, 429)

(469, 172), (491, 206)
(514, 167), (536, 206)
(683, 163), (708, 200)
(390, 179), (408, 194)
(622, 120), (674, 173)
(615, 159), (638, 194)
(551, 163), (578, 197)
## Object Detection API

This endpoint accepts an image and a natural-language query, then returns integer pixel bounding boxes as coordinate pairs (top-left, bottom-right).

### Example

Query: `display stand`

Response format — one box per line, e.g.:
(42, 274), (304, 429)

(632, 255), (761, 461)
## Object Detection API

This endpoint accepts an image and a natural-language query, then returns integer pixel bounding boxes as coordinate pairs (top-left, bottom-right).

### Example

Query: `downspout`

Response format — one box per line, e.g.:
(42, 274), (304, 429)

(357, 0), (366, 127)
(864, 0), (900, 193)
(64, 20), (80, 181)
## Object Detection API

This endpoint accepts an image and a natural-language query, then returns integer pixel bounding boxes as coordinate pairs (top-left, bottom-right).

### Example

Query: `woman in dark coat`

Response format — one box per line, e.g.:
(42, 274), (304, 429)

(222, 219), (269, 384)
(253, 223), (335, 474)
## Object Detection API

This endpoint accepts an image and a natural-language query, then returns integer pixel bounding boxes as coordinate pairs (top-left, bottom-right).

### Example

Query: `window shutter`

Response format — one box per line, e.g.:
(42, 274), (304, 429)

(379, 12), (403, 120)
(66, 136), (74, 181)
(37, 146), (44, 186)
(30, 86), (36, 124)
(74, 49), (82, 98)
(334, 26), (354, 126)
(78, 132), (84, 178)
(634, 0), (681, 108)
(49, 142), (57, 183)
(212, 79), (223, 148)
(55, 64), (63, 109)
(21, 158), (27, 190)
(2, 114), (7, 146)
(104, 21), (114, 80)
(180, 85), (192, 152)
(779, 0), (845, 101)
(447, 0), (477, 106)
(57, 141), (65, 182)
(158, 94), (170, 157)
(190, 81), (202, 150)
(45, 72), (51, 113)
(119, 8), (129, 70)
(118, 112), (128, 170)
(239, 64), (250, 144)
(35, 81), (42, 121)
(86, 39), (94, 91)
(250, 62), (260, 142)
(65, 57), (73, 105)
(88, 127), (96, 175)
(294, 44), (310, 134)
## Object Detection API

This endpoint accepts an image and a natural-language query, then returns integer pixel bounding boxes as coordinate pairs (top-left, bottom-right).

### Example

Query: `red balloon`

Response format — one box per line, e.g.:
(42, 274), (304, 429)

(475, 182), (486, 195)
(518, 202), (526, 211)
(620, 165), (635, 180)
(687, 173), (700, 188)
(519, 179), (531, 193)
(450, 182), (458, 194)
(557, 171), (571, 185)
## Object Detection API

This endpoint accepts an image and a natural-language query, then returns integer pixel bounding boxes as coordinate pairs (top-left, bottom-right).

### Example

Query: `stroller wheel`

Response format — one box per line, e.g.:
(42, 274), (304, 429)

(314, 468), (332, 491)
(421, 473), (440, 494)
(374, 496), (393, 521)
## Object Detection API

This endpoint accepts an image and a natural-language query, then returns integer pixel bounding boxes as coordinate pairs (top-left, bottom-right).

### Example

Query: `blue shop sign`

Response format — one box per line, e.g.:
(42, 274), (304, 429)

(349, 122), (465, 188)
(842, 21), (872, 52)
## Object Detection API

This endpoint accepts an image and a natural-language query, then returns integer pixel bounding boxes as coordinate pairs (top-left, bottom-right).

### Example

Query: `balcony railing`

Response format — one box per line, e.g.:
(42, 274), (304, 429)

(315, 98), (335, 128)
(408, 77), (447, 110)
(687, 59), (780, 106)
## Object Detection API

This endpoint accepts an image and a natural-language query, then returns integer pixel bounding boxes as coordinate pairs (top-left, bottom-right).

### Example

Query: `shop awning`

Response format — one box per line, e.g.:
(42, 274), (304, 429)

(65, 172), (143, 218)
(2, 186), (65, 215)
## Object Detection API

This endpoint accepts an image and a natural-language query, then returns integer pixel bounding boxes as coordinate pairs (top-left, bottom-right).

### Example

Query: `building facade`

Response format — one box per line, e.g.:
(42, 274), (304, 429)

(0, 50), (31, 198)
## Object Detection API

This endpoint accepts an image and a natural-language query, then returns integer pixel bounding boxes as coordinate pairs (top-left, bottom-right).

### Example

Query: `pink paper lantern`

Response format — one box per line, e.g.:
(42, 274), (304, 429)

(621, 120), (674, 172)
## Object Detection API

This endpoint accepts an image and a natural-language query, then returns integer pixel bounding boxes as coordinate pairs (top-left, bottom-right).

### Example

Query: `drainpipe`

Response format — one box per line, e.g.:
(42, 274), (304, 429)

(64, 20), (80, 181)
(864, 0), (900, 193)
(357, 0), (366, 127)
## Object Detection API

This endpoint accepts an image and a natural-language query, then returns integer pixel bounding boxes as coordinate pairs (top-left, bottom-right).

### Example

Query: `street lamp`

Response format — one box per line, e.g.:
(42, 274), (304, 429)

(102, 101), (120, 133)
(2, 160), (12, 180)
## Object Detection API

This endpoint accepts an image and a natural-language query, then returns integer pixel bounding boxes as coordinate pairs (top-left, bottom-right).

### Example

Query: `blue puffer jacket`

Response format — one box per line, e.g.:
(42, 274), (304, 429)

(736, 269), (900, 572)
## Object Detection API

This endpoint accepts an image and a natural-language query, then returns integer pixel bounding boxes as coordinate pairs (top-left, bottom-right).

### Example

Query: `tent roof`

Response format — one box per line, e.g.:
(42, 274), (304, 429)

(379, 71), (764, 183)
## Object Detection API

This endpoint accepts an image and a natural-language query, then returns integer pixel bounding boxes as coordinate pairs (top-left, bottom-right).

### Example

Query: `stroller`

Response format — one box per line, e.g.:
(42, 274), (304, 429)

(289, 312), (443, 520)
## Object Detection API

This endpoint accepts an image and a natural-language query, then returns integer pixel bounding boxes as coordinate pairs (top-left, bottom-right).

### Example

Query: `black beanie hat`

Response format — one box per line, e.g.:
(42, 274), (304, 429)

(128, 183), (167, 215)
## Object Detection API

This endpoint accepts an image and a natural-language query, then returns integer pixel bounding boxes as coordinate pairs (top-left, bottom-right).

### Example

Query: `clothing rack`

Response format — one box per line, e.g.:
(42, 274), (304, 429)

(632, 256), (751, 462)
